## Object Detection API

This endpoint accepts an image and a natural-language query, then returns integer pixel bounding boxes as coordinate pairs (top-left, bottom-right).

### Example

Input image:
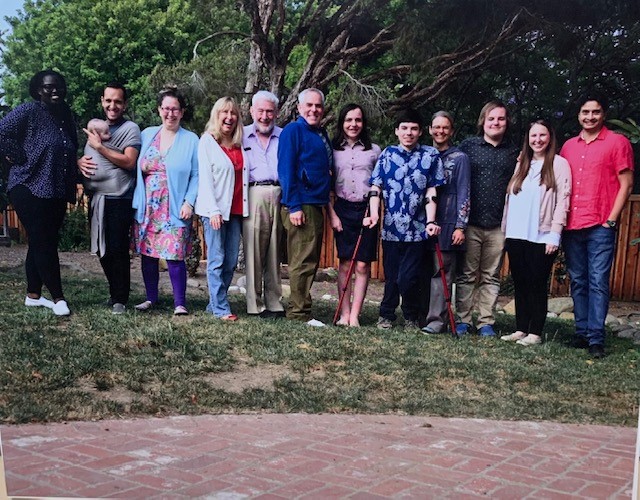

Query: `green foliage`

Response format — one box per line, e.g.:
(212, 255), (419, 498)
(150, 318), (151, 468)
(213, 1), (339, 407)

(608, 118), (640, 144)
(2, 0), (209, 127)
(2, 0), (640, 149)
(58, 206), (90, 252)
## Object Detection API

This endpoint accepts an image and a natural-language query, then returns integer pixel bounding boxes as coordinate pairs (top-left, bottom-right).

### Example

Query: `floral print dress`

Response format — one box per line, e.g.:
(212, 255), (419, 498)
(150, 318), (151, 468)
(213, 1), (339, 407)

(134, 133), (190, 260)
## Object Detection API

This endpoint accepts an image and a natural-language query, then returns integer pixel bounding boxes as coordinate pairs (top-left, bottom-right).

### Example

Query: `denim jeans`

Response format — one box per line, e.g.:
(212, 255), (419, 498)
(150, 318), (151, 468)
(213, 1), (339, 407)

(202, 215), (242, 317)
(563, 225), (616, 346)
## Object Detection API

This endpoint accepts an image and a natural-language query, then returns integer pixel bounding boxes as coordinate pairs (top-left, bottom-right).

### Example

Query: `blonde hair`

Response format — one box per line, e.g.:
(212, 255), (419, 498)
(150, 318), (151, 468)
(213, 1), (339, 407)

(203, 97), (243, 146)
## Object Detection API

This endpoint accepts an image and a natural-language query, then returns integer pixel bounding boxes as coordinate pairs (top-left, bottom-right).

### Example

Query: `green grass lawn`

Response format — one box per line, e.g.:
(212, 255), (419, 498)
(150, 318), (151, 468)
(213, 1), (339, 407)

(0, 268), (638, 426)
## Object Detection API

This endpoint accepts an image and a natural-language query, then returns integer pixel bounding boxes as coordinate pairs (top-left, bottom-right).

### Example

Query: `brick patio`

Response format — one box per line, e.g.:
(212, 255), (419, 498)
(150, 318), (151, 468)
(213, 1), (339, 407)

(2, 414), (636, 498)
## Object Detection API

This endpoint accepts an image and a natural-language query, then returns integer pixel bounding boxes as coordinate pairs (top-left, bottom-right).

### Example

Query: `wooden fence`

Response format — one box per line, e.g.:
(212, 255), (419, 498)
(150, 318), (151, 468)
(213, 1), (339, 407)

(317, 195), (640, 300)
(2, 191), (639, 301)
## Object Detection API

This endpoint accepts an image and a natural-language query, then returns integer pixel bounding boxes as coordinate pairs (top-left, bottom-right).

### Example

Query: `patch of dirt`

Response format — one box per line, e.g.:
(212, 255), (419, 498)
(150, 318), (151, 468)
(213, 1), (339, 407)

(200, 355), (297, 394)
(76, 375), (149, 409)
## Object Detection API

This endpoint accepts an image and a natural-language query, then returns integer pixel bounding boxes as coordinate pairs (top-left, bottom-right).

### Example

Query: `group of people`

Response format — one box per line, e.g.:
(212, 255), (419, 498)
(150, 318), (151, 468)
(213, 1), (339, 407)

(0, 69), (633, 359)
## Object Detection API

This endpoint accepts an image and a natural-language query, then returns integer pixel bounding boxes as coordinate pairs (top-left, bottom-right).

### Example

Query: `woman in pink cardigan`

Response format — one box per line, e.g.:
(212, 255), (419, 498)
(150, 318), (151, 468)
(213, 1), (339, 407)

(500, 120), (572, 346)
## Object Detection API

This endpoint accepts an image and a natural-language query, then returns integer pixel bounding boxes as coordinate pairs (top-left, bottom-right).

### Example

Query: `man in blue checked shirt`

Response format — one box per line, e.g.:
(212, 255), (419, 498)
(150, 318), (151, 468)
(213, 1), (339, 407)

(365, 108), (445, 330)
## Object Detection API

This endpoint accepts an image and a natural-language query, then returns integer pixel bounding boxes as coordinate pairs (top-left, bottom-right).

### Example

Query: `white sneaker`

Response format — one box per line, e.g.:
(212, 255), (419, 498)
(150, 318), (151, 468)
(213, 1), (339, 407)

(516, 334), (542, 346)
(52, 300), (71, 316)
(500, 331), (527, 341)
(25, 296), (54, 309)
(306, 318), (326, 327)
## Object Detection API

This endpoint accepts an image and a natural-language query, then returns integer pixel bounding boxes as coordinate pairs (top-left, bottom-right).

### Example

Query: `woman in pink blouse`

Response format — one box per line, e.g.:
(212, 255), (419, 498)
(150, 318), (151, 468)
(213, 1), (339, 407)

(328, 104), (381, 327)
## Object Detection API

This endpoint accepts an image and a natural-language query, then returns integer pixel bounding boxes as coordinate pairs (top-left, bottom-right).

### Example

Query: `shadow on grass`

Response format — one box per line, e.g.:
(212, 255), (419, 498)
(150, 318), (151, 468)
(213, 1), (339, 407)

(0, 268), (638, 426)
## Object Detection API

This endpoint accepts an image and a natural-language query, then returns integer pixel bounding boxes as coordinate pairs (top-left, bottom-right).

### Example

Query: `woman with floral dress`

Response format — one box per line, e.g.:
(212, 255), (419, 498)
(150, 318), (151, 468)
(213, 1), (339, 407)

(132, 87), (199, 315)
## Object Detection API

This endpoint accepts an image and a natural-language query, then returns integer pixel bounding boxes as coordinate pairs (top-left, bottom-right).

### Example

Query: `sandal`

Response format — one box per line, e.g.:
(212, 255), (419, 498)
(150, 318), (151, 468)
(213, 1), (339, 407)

(135, 300), (154, 311)
(220, 314), (238, 322)
(174, 306), (189, 316)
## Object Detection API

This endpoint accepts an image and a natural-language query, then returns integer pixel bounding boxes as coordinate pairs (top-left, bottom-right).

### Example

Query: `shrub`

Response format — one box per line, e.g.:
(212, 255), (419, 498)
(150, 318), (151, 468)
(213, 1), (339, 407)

(59, 206), (90, 251)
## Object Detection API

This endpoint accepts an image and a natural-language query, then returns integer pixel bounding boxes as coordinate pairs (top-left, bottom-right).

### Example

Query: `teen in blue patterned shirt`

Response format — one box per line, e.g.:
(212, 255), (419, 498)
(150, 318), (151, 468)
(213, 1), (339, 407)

(366, 109), (445, 330)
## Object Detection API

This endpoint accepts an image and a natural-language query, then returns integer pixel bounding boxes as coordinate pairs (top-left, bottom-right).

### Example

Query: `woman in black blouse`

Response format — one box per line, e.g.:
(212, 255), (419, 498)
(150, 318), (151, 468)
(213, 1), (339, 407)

(0, 70), (78, 316)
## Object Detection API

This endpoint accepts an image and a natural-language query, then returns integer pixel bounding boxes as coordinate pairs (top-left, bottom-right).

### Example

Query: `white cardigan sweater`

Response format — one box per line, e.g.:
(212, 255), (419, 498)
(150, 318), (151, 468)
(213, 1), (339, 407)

(195, 132), (249, 220)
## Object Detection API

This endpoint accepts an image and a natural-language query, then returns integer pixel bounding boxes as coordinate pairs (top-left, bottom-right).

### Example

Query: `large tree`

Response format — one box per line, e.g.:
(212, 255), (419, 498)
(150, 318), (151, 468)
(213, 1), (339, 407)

(1, 0), (208, 124)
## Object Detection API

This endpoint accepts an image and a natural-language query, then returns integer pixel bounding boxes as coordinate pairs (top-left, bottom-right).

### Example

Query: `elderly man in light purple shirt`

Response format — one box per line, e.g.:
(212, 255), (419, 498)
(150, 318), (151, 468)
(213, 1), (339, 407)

(242, 90), (285, 318)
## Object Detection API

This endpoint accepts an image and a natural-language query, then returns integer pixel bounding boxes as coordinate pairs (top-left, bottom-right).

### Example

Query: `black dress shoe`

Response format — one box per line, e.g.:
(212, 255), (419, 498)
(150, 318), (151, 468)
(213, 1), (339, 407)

(588, 344), (606, 359)
(259, 310), (285, 319)
(570, 336), (589, 349)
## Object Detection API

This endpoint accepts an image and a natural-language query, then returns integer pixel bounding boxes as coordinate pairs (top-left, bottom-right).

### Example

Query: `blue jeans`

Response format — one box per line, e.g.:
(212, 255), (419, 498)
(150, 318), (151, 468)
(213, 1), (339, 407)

(202, 215), (242, 317)
(563, 225), (616, 346)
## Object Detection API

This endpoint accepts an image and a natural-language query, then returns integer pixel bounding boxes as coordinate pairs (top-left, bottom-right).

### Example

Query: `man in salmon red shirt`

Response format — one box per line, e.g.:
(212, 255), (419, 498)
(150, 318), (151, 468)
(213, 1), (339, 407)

(560, 92), (634, 359)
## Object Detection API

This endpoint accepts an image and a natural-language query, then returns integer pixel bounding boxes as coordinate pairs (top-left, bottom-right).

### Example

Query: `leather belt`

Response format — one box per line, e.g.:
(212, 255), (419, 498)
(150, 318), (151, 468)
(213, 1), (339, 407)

(249, 180), (280, 187)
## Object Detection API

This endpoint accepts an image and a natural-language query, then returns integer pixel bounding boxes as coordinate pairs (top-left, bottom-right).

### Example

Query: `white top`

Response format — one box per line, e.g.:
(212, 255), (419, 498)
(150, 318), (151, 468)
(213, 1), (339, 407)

(505, 159), (560, 246)
(194, 133), (249, 220)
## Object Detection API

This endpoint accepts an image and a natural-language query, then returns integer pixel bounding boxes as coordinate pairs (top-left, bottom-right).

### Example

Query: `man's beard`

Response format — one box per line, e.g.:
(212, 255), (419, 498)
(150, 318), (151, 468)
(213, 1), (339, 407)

(255, 121), (274, 135)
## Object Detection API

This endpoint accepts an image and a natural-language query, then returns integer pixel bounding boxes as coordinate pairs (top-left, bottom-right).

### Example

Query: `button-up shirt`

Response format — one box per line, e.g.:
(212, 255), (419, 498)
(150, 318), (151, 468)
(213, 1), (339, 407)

(333, 140), (381, 202)
(435, 146), (471, 251)
(243, 123), (282, 183)
(370, 143), (445, 242)
(459, 136), (519, 229)
(0, 101), (78, 202)
(559, 126), (634, 230)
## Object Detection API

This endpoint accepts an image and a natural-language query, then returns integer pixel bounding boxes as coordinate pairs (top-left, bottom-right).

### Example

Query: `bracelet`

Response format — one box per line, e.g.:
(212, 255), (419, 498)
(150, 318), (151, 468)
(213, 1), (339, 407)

(426, 221), (439, 226)
(367, 190), (380, 198)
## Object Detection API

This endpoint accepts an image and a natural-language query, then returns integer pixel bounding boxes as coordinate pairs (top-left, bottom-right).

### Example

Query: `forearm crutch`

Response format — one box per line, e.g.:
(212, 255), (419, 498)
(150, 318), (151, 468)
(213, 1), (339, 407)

(332, 205), (370, 326)
(434, 241), (457, 338)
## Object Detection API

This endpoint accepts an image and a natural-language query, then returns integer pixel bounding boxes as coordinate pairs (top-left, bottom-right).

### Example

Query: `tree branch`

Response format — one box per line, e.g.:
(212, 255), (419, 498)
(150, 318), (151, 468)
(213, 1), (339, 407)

(192, 30), (250, 60)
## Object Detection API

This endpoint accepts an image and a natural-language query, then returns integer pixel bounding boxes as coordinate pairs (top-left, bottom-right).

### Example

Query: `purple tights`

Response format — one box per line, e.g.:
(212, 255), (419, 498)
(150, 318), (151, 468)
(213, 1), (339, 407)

(140, 255), (187, 307)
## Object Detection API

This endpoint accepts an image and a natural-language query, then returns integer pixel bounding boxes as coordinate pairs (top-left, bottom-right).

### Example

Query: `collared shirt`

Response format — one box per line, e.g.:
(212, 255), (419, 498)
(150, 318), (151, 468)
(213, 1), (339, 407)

(370, 143), (445, 242)
(242, 123), (282, 183)
(459, 136), (519, 229)
(333, 140), (381, 202)
(435, 146), (471, 251)
(559, 126), (634, 230)
(278, 116), (332, 212)
(0, 101), (78, 202)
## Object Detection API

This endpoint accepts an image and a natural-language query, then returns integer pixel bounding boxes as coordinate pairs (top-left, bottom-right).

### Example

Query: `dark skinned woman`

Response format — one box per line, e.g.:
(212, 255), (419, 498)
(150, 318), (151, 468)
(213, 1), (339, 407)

(0, 70), (78, 316)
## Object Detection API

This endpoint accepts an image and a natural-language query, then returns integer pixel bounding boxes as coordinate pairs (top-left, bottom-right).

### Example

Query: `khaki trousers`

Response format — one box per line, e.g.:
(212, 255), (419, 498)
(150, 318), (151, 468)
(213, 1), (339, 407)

(281, 204), (324, 321)
(455, 225), (505, 328)
(243, 185), (284, 314)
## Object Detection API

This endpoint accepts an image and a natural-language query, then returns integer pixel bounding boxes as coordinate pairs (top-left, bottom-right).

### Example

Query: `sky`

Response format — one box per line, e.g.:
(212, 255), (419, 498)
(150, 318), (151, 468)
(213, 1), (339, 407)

(0, 0), (25, 33)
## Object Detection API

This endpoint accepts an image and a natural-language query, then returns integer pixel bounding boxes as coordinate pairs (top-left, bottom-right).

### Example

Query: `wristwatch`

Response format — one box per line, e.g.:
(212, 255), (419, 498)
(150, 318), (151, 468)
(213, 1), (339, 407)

(606, 220), (617, 228)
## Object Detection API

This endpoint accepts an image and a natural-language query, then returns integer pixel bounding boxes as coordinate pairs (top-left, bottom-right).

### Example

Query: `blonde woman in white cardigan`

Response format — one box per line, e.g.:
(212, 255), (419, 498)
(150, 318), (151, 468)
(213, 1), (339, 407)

(195, 97), (249, 320)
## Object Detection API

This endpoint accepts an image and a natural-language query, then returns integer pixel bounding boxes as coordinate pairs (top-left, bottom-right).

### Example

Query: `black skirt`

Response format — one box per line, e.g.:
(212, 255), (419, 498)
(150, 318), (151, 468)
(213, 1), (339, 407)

(333, 197), (378, 263)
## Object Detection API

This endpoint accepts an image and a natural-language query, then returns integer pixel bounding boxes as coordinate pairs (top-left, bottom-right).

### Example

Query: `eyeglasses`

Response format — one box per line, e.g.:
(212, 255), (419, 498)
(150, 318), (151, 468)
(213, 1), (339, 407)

(161, 107), (182, 115)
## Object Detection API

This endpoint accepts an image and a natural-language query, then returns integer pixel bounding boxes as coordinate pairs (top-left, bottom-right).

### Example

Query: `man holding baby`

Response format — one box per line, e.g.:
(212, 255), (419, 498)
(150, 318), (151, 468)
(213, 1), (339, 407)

(78, 82), (141, 314)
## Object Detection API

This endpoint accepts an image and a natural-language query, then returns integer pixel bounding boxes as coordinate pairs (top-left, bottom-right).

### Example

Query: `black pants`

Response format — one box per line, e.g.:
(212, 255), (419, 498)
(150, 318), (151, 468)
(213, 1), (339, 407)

(97, 198), (133, 304)
(9, 185), (67, 299)
(505, 238), (557, 335)
(380, 240), (428, 322)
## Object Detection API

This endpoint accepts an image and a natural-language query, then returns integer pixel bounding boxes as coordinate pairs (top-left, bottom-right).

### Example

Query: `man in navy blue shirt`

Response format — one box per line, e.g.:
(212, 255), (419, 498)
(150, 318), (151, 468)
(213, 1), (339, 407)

(366, 108), (445, 330)
(278, 88), (332, 323)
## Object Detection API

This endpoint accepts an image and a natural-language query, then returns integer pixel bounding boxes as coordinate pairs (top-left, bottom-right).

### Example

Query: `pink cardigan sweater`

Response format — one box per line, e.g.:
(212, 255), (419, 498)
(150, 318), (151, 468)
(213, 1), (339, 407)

(501, 154), (572, 235)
